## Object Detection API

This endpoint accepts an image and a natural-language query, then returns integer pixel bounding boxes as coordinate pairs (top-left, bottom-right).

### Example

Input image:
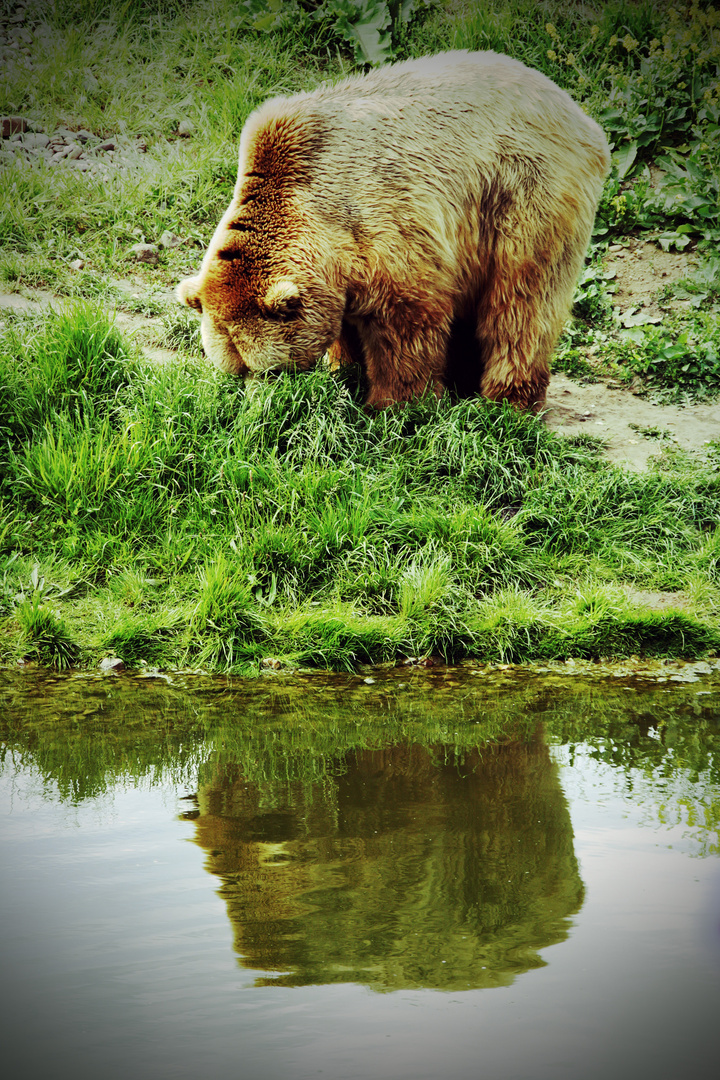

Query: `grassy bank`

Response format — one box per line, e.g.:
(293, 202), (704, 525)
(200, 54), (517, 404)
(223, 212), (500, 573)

(1, 302), (718, 670)
(1, 0), (719, 671)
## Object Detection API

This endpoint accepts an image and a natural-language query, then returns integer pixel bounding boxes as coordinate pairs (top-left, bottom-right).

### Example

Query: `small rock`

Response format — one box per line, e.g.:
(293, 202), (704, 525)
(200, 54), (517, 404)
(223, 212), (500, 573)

(99, 656), (125, 673)
(74, 129), (93, 143)
(97, 140), (116, 151)
(66, 143), (83, 160)
(158, 230), (183, 249)
(69, 258), (85, 271)
(177, 119), (195, 137)
(1, 115), (28, 138)
(22, 131), (50, 149)
(129, 243), (159, 264)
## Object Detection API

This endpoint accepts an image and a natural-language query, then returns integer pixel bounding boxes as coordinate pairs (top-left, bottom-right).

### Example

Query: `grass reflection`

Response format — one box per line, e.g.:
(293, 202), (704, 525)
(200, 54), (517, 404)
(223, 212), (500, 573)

(2, 664), (720, 797)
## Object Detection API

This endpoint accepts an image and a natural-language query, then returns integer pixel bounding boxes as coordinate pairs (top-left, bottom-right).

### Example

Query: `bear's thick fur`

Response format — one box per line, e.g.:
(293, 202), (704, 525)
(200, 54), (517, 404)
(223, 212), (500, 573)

(177, 51), (610, 410)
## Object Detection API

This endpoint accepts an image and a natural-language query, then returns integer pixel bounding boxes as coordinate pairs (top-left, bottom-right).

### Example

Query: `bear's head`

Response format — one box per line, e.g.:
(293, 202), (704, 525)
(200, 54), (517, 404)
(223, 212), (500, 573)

(177, 195), (347, 378)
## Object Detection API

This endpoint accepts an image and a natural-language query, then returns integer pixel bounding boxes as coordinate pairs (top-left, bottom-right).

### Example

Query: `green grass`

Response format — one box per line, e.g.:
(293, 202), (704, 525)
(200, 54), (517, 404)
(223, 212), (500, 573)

(0, 0), (719, 671)
(0, 303), (718, 671)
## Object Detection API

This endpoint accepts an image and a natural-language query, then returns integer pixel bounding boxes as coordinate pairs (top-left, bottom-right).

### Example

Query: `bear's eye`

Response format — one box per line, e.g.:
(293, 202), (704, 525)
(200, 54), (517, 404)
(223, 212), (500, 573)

(265, 305), (300, 323)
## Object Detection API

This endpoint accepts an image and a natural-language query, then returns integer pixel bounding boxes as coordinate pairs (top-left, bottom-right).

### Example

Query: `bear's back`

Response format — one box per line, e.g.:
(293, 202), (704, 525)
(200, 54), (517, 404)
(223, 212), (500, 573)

(264, 53), (604, 162)
(230, 51), (610, 303)
(238, 51), (609, 219)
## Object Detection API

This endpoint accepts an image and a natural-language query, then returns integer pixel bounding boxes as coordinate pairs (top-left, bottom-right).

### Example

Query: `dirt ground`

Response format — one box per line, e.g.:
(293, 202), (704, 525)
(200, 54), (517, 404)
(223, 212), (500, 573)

(544, 240), (719, 469)
(543, 372), (720, 470)
(2, 240), (718, 472)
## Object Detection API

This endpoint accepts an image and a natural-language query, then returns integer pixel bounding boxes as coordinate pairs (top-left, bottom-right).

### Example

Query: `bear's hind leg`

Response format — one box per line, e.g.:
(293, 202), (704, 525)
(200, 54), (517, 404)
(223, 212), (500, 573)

(476, 248), (577, 412)
(476, 292), (553, 411)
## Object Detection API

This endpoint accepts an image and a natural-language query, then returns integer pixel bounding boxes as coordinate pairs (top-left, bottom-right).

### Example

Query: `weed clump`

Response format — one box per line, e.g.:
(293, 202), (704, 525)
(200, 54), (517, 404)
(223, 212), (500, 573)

(0, 304), (137, 443)
(11, 563), (79, 668)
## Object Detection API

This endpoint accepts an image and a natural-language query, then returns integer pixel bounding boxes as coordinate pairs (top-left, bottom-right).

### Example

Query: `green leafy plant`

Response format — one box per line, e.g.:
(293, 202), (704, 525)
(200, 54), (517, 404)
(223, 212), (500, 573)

(591, 6), (720, 246)
(673, 257), (720, 306)
(573, 255), (616, 320)
(649, 146), (720, 247)
(225, 0), (417, 65)
(616, 321), (720, 396)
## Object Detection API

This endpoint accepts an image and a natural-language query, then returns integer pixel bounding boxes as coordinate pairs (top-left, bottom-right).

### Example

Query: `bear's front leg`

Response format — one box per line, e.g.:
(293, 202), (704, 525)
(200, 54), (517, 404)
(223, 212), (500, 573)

(357, 306), (451, 409)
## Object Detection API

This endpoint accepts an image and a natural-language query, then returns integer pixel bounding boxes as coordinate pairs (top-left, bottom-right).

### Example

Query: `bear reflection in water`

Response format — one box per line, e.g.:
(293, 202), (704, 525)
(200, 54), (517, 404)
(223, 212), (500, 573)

(190, 731), (583, 991)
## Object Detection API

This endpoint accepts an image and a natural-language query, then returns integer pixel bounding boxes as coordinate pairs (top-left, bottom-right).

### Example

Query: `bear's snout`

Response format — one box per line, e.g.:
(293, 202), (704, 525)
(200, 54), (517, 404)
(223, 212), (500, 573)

(177, 276), (203, 314)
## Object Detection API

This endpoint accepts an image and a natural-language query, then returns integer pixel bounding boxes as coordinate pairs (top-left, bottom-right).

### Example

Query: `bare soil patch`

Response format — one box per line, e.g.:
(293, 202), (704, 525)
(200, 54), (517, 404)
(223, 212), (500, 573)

(544, 241), (719, 469)
(607, 238), (694, 317)
(0, 283), (179, 366)
(543, 374), (719, 470)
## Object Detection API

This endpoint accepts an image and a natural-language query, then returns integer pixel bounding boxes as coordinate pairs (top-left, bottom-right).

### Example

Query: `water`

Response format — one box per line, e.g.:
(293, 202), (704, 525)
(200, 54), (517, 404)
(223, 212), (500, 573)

(1, 663), (719, 1080)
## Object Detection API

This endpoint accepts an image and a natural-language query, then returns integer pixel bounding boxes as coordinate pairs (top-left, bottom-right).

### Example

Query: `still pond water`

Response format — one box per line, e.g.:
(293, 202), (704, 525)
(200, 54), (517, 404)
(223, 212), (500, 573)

(2, 662), (720, 1080)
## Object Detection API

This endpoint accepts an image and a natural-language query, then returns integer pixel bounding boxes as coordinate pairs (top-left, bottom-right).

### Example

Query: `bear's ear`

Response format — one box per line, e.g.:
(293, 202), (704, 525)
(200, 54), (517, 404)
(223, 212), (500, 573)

(263, 278), (302, 320)
(176, 277), (203, 313)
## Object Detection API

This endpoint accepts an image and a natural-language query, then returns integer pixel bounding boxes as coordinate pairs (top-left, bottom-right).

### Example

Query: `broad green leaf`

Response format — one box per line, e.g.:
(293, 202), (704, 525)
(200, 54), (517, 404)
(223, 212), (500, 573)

(351, 2), (393, 65)
(613, 141), (638, 181)
(618, 327), (647, 344)
(619, 308), (662, 328)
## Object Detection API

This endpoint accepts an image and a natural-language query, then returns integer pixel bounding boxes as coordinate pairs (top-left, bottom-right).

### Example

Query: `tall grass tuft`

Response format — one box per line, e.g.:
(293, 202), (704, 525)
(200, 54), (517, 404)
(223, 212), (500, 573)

(0, 304), (137, 443)
(17, 594), (79, 670)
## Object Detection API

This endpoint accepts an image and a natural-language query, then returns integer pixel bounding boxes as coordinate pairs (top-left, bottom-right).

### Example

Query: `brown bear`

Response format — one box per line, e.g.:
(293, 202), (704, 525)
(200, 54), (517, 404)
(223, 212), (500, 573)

(177, 51), (610, 410)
